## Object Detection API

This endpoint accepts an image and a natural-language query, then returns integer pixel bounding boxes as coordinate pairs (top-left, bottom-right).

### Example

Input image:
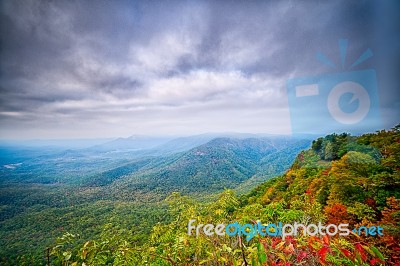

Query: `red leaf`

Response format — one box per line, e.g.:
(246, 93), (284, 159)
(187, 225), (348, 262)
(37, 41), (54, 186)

(355, 243), (367, 261)
(318, 246), (330, 264)
(272, 237), (281, 249)
(297, 251), (307, 262)
(285, 235), (294, 243)
(340, 248), (353, 260)
(369, 258), (382, 265)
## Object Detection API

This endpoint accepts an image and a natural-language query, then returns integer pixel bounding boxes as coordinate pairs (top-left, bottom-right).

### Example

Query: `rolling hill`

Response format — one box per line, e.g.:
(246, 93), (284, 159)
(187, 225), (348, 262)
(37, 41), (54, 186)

(0, 133), (312, 264)
(79, 136), (312, 200)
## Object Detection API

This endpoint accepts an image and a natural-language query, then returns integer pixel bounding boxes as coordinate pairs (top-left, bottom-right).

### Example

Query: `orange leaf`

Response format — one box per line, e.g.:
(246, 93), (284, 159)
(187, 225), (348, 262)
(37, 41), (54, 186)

(322, 235), (330, 245)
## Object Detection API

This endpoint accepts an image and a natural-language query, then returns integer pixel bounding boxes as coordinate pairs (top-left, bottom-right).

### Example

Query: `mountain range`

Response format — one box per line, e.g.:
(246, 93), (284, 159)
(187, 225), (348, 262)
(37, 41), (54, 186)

(0, 134), (311, 200)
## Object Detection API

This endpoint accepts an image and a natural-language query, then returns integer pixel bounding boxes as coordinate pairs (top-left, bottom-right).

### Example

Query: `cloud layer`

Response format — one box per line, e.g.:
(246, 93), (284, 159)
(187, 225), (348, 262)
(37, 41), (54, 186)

(0, 0), (398, 138)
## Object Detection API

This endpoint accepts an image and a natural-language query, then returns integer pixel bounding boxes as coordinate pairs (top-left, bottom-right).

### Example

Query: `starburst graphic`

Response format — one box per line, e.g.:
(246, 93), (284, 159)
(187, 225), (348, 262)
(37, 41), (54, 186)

(316, 39), (373, 70)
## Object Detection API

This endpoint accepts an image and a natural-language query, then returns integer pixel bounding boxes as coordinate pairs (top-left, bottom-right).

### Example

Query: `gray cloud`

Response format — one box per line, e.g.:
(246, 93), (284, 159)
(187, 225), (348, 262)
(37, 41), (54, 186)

(0, 0), (398, 139)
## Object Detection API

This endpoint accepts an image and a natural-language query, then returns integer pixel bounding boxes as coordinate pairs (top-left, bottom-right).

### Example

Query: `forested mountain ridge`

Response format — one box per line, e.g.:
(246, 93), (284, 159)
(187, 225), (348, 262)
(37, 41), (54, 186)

(0, 135), (310, 265)
(45, 125), (400, 265)
(104, 137), (311, 200)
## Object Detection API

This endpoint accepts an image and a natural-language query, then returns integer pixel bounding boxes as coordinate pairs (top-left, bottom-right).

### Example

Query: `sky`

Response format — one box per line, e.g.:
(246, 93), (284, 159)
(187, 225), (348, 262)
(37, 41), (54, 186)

(0, 0), (399, 139)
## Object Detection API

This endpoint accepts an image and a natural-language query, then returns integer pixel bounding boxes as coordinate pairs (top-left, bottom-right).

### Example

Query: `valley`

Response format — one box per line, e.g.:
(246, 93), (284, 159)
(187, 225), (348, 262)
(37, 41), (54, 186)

(0, 134), (311, 264)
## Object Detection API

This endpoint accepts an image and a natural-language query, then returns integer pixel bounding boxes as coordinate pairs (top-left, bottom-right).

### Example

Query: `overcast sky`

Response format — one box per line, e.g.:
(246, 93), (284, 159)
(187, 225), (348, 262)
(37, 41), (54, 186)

(0, 0), (399, 139)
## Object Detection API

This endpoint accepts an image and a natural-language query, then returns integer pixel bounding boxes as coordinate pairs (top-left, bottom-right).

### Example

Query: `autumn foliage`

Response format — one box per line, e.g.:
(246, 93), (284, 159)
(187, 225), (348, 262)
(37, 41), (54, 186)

(48, 126), (400, 265)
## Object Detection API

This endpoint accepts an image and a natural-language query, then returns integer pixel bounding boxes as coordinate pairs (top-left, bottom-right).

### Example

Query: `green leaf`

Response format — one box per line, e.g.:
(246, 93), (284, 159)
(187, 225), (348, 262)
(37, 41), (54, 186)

(259, 252), (267, 264)
(371, 246), (385, 261)
(233, 259), (238, 266)
(62, 251), (72, 261)
(257, 242), (267, 263)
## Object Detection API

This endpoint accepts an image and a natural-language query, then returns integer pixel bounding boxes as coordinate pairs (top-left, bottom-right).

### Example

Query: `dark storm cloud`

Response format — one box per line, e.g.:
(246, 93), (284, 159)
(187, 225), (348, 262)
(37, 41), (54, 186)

(0, 0), (398, 138)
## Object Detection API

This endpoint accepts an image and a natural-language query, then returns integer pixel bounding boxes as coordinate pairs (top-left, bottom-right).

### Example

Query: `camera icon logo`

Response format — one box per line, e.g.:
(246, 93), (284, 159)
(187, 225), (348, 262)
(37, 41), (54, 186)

(327, 81), (370, 125)
(287, 39), (381, 134)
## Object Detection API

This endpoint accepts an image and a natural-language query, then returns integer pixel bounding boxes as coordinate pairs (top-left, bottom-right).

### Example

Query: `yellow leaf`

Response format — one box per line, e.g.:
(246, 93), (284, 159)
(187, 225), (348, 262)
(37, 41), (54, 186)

(277, 253), (287, 262)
